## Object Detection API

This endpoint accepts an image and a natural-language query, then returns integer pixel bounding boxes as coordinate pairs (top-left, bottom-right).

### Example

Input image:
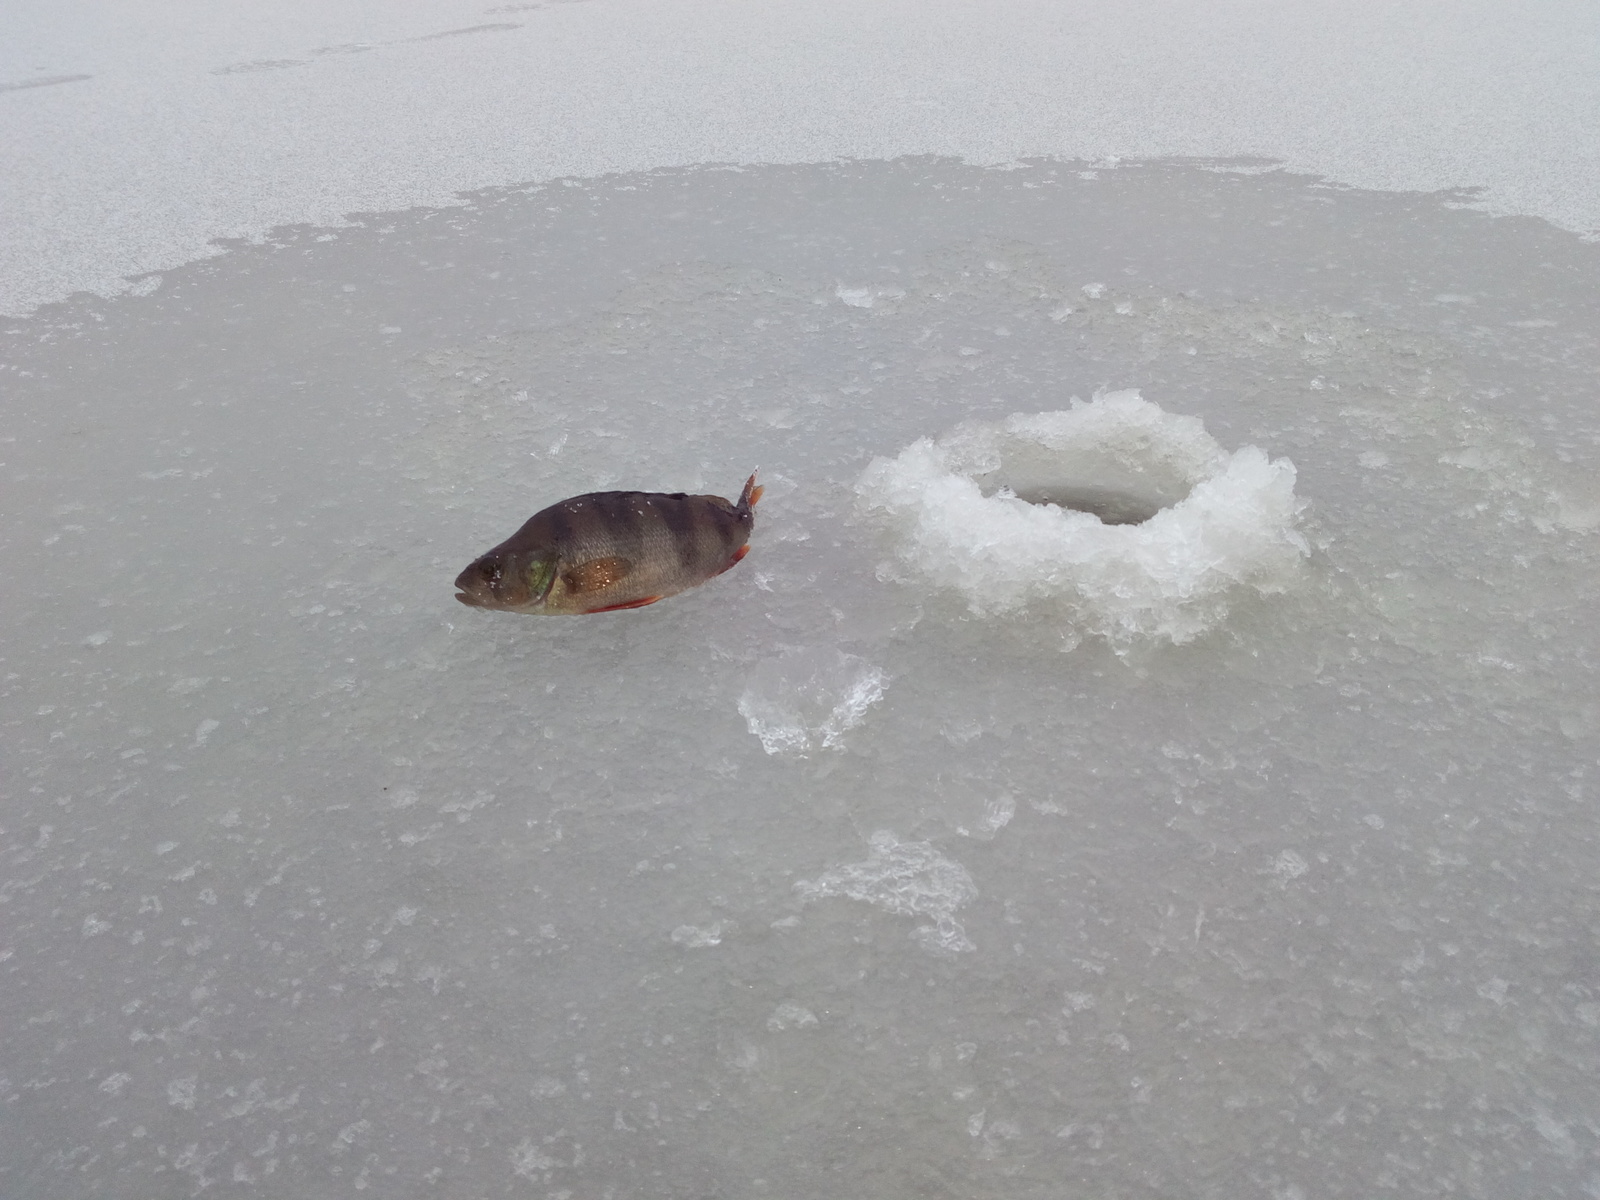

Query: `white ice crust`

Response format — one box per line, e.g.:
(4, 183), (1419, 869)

(6, 0), (1600, 315)
(857, 390), (1309, 647)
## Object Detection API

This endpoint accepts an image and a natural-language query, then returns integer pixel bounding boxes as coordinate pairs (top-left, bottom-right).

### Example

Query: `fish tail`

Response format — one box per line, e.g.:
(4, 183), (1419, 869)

(738, 471), (764, 513)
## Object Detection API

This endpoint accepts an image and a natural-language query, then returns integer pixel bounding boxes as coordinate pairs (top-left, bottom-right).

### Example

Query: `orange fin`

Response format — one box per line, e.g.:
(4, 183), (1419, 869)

(715, 543), (750, 576)
(738, 472), (764, 511)
(562, 556), (632, 595)
(584, 595), (662, 613)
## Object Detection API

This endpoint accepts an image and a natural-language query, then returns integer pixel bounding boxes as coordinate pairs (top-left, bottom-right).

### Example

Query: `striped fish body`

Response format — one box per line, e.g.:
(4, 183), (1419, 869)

(454, 473), (762, 615)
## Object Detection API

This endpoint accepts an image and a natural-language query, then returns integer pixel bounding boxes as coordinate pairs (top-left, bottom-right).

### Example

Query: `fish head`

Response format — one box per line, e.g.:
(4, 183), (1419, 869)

(454, 549), (559, 612)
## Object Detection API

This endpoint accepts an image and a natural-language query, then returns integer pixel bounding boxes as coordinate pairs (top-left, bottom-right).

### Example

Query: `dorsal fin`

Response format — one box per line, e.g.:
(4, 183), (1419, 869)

(737, 471), (764, 512)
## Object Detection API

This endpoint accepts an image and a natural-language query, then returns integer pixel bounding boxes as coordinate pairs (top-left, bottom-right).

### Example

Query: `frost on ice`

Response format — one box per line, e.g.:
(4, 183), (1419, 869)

(738, 646), (889, 756)
(856, 390), (1309, 647)
(795, 831), (978, 956)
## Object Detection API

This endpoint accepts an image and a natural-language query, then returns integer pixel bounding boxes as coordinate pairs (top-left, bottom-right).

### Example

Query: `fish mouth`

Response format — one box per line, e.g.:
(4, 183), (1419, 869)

(455, 592), (485, 608)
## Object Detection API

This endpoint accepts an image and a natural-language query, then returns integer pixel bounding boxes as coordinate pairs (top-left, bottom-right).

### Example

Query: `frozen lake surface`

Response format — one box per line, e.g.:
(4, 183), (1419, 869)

(4, 157), (1600, 1197)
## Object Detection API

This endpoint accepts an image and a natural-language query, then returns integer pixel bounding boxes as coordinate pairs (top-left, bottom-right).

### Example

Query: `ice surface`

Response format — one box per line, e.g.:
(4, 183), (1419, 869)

(4, 158), (1600, 1197)
(857, 390), (1309, 647)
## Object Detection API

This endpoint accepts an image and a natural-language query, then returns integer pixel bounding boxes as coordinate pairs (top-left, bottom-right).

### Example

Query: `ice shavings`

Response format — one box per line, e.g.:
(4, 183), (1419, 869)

(737, 647), (888, 756)
(856, 390), (1309, 648)
(795, 832), (978, 956)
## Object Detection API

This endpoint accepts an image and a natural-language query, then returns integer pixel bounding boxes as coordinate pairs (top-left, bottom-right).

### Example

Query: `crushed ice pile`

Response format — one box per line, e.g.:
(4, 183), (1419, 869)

(856, 390), (1310, 647)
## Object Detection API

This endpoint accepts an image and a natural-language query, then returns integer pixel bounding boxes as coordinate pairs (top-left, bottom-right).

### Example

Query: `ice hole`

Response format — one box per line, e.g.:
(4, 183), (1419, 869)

(856, 389), (1310, 648)
(993, 485), (1168, 527)
(964, 392), (1204, 525)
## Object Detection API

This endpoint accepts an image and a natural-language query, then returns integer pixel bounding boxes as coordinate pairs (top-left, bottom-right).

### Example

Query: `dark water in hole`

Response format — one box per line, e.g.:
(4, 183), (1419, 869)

(1006, 485), (1171, 525)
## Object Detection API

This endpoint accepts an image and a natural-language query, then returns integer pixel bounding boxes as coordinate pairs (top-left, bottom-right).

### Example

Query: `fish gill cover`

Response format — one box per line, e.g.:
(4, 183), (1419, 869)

(856, 390), (1310, 648)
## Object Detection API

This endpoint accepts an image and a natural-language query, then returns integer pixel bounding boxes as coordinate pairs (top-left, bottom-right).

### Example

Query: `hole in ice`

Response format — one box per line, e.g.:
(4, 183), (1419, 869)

(993, 485), (1168, 526)
(856, 389), (1309, 648)
(966, 393), (1200, 526)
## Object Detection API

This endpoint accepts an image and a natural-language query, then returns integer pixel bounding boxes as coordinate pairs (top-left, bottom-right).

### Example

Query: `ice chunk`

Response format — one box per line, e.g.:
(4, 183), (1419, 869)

(856, 390), (1309, 648)
(835, 283), (905, 309)
(737, 647), (889, 756)
(766, 1002), (819, 1031)
(795, 831), (978, 956)
(670, 921), (731, 948)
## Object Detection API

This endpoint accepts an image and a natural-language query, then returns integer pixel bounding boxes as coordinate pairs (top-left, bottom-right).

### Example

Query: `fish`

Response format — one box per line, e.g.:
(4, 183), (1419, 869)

(454, 473), (764, 615)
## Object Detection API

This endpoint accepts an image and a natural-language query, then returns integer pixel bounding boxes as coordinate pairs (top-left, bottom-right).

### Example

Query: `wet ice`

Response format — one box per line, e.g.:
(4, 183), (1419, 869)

(4, 158), (1600, 1198)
